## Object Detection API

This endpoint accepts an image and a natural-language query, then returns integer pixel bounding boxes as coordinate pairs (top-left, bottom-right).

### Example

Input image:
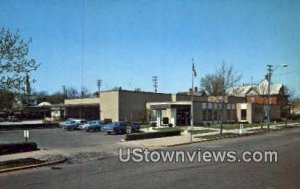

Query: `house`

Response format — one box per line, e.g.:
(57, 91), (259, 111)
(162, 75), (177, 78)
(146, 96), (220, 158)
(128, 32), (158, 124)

(228, 78), (287, 123)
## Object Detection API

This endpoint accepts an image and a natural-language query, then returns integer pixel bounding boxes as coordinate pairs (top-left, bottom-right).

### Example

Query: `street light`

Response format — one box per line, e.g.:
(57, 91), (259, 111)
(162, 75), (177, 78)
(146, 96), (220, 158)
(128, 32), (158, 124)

(266, 63), (288, 130)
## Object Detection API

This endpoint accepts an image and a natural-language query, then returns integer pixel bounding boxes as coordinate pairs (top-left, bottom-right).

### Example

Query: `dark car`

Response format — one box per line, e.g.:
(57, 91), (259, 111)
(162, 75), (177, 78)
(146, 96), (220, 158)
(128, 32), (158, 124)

(101, 121), (128, 135)
(102, 121), (140, 135)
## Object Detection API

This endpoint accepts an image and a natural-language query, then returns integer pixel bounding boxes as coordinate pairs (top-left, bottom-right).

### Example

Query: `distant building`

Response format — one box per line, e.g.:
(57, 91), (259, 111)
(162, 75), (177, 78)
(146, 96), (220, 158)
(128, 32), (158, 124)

(62, 81), (286, 125)
(64, 89), (171, 122)
(228, 78), (288, 106)
(228, 78), (287, 123)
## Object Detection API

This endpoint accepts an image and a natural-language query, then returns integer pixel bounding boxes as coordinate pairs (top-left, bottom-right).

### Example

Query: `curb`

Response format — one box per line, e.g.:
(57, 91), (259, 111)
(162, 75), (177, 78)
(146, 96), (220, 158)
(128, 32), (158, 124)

(0, 156), (67, 174)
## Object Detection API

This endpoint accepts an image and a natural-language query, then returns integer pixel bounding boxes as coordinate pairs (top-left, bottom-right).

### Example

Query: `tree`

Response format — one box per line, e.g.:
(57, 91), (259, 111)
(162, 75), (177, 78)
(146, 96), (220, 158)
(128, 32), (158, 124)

(80, 86), (91, 98)
(200, 74), (223, 96)
(201, 62), (242, 134)
(65, 87), (79, 98)
(0, 90), (15, 110)
(217, 63), (242, 134)
(33, 91), (50, 104)
(0, 28), (39, 92)
(282, 86), (295, 124)
(48, 92), (65, 104)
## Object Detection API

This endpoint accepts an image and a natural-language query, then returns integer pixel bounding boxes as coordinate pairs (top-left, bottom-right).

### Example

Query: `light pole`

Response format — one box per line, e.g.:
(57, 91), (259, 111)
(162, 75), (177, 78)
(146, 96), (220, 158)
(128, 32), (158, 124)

(266, 64), (288, 130)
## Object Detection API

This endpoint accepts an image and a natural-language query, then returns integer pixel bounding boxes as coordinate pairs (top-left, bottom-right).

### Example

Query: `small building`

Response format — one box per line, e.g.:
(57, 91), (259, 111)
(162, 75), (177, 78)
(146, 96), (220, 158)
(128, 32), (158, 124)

(236, 103), (281, 123)
(147, 94), (241, 126)
(63, 89), (171, 122)
(228, 78), (287, 123)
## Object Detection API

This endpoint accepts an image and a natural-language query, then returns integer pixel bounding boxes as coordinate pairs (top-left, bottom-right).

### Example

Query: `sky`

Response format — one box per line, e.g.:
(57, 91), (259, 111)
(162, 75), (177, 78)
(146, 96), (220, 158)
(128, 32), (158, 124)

(0, 0), (300, 97)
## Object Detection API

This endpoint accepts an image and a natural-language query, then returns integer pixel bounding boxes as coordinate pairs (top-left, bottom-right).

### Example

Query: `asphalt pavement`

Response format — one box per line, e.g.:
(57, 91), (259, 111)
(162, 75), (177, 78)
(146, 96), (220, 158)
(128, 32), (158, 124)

(0, 128), (124, 151)
(0, 127), (299, 189)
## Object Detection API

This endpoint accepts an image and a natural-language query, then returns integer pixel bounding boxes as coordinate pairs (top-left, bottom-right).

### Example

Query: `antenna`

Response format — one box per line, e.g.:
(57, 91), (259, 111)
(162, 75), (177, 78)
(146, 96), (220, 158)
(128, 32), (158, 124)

(152, 76), (158, 93)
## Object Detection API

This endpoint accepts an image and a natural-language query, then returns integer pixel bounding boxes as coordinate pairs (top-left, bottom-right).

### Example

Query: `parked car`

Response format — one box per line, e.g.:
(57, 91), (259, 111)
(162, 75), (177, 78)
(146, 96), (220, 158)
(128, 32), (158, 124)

(102, 121), (140, 135)
(80, 120), (104, 132)
(7, 116), (20, 122)
(60, 119), (86, 131)
(59, 118), (75, 128)
(0, 117), (6, 122)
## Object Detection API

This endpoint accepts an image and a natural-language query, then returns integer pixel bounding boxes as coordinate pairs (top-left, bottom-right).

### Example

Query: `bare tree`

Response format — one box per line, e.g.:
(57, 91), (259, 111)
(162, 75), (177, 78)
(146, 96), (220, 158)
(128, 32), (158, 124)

(216, 62), (242, 134)
(80, 86), (91, 98)
(283, 86), (295, 125)
(200, 74), (223, 96)
(65, 87), (79, 98)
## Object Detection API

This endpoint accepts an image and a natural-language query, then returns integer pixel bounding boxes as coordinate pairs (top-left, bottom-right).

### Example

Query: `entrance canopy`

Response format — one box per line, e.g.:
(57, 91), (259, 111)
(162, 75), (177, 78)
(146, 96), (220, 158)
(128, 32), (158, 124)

(148, 101), (192, 127)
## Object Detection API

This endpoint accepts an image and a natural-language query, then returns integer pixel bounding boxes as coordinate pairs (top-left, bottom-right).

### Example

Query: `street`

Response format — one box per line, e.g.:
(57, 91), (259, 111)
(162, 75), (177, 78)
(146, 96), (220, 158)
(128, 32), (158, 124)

(0, 127), (299, 189)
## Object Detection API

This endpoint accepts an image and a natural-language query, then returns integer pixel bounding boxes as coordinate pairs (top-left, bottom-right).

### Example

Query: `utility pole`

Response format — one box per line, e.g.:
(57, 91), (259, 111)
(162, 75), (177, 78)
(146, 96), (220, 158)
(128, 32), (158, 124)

(267, 65), (273, 131)
(97, 79), (102, 97)
(266, 63), (288, 131)
(152, 76), (158, 93)
(62, 85), (67, 100)
(97, 79), (102, 120)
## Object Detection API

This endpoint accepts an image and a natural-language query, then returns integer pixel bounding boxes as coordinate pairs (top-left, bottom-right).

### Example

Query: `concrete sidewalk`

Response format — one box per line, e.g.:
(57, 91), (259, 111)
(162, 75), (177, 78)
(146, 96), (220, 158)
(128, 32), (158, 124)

(0, 149), (67, 173)
(122, 122), (300, 148)
(120, 132), (204, 148)
(0, 149), (66, 163)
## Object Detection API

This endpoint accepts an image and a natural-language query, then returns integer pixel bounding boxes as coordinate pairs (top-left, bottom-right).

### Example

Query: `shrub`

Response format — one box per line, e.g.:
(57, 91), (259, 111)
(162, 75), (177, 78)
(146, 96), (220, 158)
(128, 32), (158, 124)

(0, 142), (38, 155)
(125, 130), (181, 141)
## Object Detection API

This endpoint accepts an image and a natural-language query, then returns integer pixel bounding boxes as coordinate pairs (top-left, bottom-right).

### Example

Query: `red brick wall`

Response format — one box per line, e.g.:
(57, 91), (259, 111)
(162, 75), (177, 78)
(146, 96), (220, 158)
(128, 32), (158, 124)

(246, 95), (287, 105)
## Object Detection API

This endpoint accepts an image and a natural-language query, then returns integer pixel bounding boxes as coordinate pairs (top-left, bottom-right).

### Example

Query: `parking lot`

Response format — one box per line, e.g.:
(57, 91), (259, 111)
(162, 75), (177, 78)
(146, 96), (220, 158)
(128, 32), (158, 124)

(0, 128), (125, 152)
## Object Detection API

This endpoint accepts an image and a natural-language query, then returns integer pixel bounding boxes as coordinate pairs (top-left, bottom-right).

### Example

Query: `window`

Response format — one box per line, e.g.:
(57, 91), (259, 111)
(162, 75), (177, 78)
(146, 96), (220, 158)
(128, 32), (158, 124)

(208, 103), (212, 109)
(241, 109), (247, 120)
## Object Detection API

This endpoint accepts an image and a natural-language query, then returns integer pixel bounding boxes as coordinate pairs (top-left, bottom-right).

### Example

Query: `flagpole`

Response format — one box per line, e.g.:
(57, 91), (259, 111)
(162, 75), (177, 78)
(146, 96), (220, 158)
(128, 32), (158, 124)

(190, 59), (194, 142)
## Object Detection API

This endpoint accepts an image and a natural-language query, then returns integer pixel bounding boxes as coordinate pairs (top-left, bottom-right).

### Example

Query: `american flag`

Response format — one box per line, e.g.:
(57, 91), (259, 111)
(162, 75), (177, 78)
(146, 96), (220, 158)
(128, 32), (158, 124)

(192, 59), (197, 77)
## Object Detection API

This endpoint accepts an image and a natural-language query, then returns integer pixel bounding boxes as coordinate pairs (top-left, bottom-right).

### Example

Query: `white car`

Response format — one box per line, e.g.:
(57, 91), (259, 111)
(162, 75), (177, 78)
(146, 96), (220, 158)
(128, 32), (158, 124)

(59, 118), (86, 130)
(79, 120), (102, 130)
